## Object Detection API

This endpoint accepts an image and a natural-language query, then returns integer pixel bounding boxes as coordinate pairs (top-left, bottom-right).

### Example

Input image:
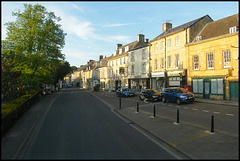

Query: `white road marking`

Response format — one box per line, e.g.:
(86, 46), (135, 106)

(192, 108), (198, 111)
(183, 107), (188, 109)
(213, 112), (220, 114)
(203, 110), (209, 113)
(226, 113), (234, 116)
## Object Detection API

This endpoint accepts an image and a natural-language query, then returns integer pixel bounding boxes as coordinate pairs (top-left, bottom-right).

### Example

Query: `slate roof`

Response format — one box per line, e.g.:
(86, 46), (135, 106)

(193, 13), (239, 42)
(152, 14), (213, 41)
(108, 41), (138, 60)
(129, 40), (149, 51)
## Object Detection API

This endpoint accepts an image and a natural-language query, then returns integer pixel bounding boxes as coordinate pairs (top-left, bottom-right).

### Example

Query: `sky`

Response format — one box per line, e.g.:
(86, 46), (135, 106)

(1, 1), (239, 67)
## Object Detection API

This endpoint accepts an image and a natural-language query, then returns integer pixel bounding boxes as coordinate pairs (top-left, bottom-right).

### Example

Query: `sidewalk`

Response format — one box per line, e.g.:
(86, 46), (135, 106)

(194, 97), (238, 107)
(91, 91), (239, 159)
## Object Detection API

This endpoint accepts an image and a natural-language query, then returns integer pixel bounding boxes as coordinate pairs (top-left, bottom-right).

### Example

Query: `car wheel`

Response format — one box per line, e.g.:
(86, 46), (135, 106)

(177, 98), (181, 105)
(162, 97), (166, 103)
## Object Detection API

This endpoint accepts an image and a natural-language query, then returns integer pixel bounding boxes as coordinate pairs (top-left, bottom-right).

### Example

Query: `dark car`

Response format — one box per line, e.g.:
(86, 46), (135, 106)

(139, 89), (162, 102)
(161, 87), (195, 105)
(116, 88), (135, 97)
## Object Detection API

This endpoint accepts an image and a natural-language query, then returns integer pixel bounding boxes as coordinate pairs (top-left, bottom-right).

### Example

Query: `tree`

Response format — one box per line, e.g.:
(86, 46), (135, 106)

(54, 61), (71, 84)
(2, 3), (67, 90)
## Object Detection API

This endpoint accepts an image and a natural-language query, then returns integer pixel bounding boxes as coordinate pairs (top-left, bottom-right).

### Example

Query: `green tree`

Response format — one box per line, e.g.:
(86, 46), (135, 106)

(2, 3), (67, 90)
(54, 61), (71, 84)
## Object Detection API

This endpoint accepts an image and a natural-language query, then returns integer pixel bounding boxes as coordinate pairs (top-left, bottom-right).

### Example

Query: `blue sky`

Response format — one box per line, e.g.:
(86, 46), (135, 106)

(1, 1), (239, 67)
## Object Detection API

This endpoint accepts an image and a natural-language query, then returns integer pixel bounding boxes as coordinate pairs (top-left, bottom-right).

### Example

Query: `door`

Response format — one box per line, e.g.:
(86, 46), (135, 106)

(203, 81), (210, 99)
(230, 82), (239, 101)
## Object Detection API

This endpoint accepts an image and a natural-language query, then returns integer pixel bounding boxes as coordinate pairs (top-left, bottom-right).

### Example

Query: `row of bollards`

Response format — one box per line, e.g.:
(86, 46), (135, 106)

(119, 99), (215, 133)
(135, 101), (214, 133)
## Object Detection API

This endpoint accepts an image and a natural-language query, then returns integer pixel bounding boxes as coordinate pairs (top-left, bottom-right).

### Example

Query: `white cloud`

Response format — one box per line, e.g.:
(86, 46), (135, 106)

(102, 23), (130, 27)
(71, 4), (85, 13)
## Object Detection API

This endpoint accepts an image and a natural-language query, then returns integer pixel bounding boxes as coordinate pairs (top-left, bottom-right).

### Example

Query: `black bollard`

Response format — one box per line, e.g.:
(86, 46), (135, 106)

(211, 115), (214, 133)
(177, 109), (180, 123)
(137, 101), (139, 112)
(153, 105), (156, 117)
(119, 97), (121, 109)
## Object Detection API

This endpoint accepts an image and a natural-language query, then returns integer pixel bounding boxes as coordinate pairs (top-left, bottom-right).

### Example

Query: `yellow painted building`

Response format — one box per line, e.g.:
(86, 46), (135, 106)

(186, 14), (239, 100)
(79, 60), (95, 89)
(150, 15), (213, 91)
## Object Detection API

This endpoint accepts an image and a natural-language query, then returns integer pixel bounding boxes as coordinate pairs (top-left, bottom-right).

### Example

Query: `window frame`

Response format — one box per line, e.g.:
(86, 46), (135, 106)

(193, 55), (199, 70)
(207, 52), (214, 69)
(167, 56), (171, 69)
(223, 49), (231, 68)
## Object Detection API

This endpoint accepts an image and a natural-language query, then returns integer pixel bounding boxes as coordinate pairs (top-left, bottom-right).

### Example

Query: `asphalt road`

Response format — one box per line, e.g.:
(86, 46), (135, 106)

(2, 88), (178, 159)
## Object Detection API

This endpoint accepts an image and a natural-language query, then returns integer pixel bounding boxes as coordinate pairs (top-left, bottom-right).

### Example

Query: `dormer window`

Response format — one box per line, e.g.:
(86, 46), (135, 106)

(113, 50), (117, 56)
(119, 48), (122, 54)
(125, 46), (129, 52)
(229, 26), (238, 34)
(196, 36), (202, 41)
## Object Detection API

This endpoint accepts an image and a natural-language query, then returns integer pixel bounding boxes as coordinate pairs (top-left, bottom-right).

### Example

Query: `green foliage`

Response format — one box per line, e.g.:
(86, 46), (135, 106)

(1, 89), (40, 117)
(1, 3), (68, 101)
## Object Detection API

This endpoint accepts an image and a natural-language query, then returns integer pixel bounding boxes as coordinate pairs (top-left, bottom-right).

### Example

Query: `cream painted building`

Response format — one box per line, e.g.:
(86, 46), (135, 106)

(128, 34), (150, 90)
(150, 15), (213, 92)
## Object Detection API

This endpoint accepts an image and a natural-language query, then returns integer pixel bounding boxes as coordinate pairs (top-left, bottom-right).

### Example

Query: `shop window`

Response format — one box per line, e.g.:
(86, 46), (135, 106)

(192, 79), (203, 93)
(211, 79), (223, 94)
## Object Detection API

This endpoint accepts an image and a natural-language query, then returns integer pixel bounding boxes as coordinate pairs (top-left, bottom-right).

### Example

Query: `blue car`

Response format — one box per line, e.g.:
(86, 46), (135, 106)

(116, 88), (135, 98)
(161, 87), (195, 105)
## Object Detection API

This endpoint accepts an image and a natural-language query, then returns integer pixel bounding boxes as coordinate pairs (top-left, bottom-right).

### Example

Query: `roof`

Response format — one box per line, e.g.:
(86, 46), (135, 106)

(152, 15), (213, 41)
(130, 41), (149, 51)
(194, 13), (239, 41)
(108, 41), (138, 60)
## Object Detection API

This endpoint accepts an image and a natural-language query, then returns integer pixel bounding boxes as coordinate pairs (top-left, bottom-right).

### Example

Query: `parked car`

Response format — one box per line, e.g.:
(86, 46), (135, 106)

(161, 87), (195, 105)
(116, 88), (135, 97)
(67, 84), (72, 88)
(139, 89), (162, 102)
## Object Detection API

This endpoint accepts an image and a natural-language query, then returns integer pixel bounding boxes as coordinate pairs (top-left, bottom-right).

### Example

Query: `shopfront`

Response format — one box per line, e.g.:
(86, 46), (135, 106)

(192, 77), (225, 99)
(167, 70), (187, 87)
(128, 78), (150, 91)
(151, 72), (166, 92)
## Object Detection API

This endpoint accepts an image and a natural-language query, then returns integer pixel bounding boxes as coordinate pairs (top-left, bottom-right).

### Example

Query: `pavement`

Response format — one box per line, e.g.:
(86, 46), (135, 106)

(91, 90), (239, 159)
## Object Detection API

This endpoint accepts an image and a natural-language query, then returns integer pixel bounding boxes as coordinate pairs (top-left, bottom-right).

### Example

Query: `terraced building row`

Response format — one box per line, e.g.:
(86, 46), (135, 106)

(65, 13), (239, 101)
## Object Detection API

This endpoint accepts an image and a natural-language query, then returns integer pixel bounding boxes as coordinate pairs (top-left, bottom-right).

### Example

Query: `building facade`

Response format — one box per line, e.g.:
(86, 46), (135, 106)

(128, 34), (150, 91)
(150, 15), (213, 92)
(67, 13), (238, 101)
(186, 14), (239, 100)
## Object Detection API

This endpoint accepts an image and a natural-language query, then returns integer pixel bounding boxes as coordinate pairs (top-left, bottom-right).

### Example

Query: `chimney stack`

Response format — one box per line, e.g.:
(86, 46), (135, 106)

(99, 55), (103, 61)
(116, 44), (122, 49)
(144, 39), (149, 43)
(162, 22), (172, 32)
(137, 34), (144, 42)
